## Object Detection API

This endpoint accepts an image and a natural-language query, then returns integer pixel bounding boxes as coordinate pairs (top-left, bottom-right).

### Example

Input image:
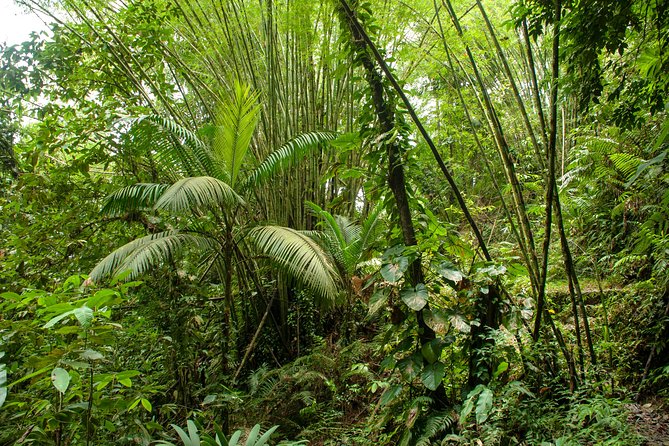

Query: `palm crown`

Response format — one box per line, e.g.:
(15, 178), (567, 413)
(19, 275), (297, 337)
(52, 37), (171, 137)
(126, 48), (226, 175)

(91, 81), (341, 305)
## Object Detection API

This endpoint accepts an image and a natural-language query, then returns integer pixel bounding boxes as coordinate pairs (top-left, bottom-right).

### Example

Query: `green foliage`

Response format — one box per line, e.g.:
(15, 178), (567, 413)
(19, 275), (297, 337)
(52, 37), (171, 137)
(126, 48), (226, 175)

(248, 226), (341, 306)
(0, 274), (156, 444)
(156, 421), (284, 446)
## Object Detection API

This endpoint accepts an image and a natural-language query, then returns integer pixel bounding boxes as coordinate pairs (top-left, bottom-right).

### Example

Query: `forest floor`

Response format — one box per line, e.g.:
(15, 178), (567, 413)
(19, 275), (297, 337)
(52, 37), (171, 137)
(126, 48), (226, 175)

(627, 399), (669, 445)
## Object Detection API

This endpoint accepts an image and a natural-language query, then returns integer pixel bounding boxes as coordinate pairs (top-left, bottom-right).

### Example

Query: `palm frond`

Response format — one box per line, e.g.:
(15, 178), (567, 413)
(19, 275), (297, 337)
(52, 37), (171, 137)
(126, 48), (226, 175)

(344, 203), (384, 273)
(134, 115), (224, 179)
(242, 131), (337, 190)
(249, 225), (340, 307)
(213, 81), (261, 186)
(101, 183), (169, 216)
(305, 201), (347, 249)
(154, 176), (244, 213)
(90, 231), (219, 281)
(335, 215), (361, 245)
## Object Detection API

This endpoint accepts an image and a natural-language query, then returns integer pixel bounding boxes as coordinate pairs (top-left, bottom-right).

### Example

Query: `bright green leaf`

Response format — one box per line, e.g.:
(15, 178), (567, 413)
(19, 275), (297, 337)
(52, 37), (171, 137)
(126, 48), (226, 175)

(476, 388), (493, 425)
(141, 398), (152, 412)
(44, 310), (75, 329)
(381, 257), (408, 283)
(51, 367), (71, 394)
(421, 361), (445, 391)
(400, 283), (428, 311)
(74, 306), (94, 328)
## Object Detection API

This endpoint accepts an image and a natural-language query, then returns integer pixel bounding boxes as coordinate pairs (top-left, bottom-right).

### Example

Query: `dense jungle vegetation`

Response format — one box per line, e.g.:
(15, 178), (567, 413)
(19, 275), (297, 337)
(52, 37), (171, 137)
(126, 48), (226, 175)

(1, 0), (668, 444)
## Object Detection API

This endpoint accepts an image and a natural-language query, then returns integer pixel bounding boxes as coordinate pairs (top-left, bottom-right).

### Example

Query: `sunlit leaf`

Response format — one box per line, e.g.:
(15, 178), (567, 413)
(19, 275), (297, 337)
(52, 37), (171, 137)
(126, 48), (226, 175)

(51, 367), (70, 394)
(73, 306), (94, 328)
(401, 283), (428, 311)
(381, 256), (408, 283)
(423, 308), (450, 334)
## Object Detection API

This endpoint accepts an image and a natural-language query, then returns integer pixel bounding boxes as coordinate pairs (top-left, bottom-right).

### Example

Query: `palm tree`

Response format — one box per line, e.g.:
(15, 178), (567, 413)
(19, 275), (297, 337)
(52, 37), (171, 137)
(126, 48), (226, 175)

(90, 82), (340, 359)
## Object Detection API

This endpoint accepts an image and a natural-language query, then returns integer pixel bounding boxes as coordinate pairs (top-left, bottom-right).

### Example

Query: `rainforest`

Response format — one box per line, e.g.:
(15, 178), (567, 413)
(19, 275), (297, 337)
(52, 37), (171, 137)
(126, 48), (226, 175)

(1, 0), (668, 444)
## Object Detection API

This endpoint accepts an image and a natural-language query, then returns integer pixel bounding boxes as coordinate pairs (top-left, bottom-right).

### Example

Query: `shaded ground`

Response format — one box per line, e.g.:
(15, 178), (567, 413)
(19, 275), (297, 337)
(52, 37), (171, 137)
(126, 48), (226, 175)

(627, 400), (669, 445)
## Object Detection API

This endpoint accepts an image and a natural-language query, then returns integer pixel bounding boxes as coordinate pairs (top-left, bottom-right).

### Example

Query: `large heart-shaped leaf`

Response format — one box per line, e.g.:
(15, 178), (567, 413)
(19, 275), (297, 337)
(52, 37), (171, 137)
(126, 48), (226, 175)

(51, 367), (71, 394)
(421, 361), (445, 391)
(401, 283), (428, 311)
(381, 256), (408, 283)
(423, 308), (450, 334)
(438, 261), (464, 284)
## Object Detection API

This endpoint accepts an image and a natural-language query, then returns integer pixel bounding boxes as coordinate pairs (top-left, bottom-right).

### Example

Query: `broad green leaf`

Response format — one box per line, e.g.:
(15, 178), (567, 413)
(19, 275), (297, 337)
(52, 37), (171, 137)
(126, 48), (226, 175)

(81, 350), (104, 361)
(420, 361), (445, 391)
(494, 362), (509, 378)
(95, 374), (113, 390)
(228, 430), (242, 445)
(253, 425), (279, 446)
(400, 283), (428, 311)
(438, 261), (464, 284)
(421, 339), (444, 364)
(461, 385), (485, 422)
(460, 397), (475, 422)
(381, 256), (408, 283)
(44, 309), (75, 329)
(476, 388), (494, 424)
(87, 289), (119, 308)
(119, 378), (132, 387)
(202, 394), (217, 405)
(477, 263), (506, 278)
(423, 308), (450, 334)
(74, 306), (94, 328)
(172, 421), (196, 445)
(51, 367), (70, 394)
(245, 424), (261, 445)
